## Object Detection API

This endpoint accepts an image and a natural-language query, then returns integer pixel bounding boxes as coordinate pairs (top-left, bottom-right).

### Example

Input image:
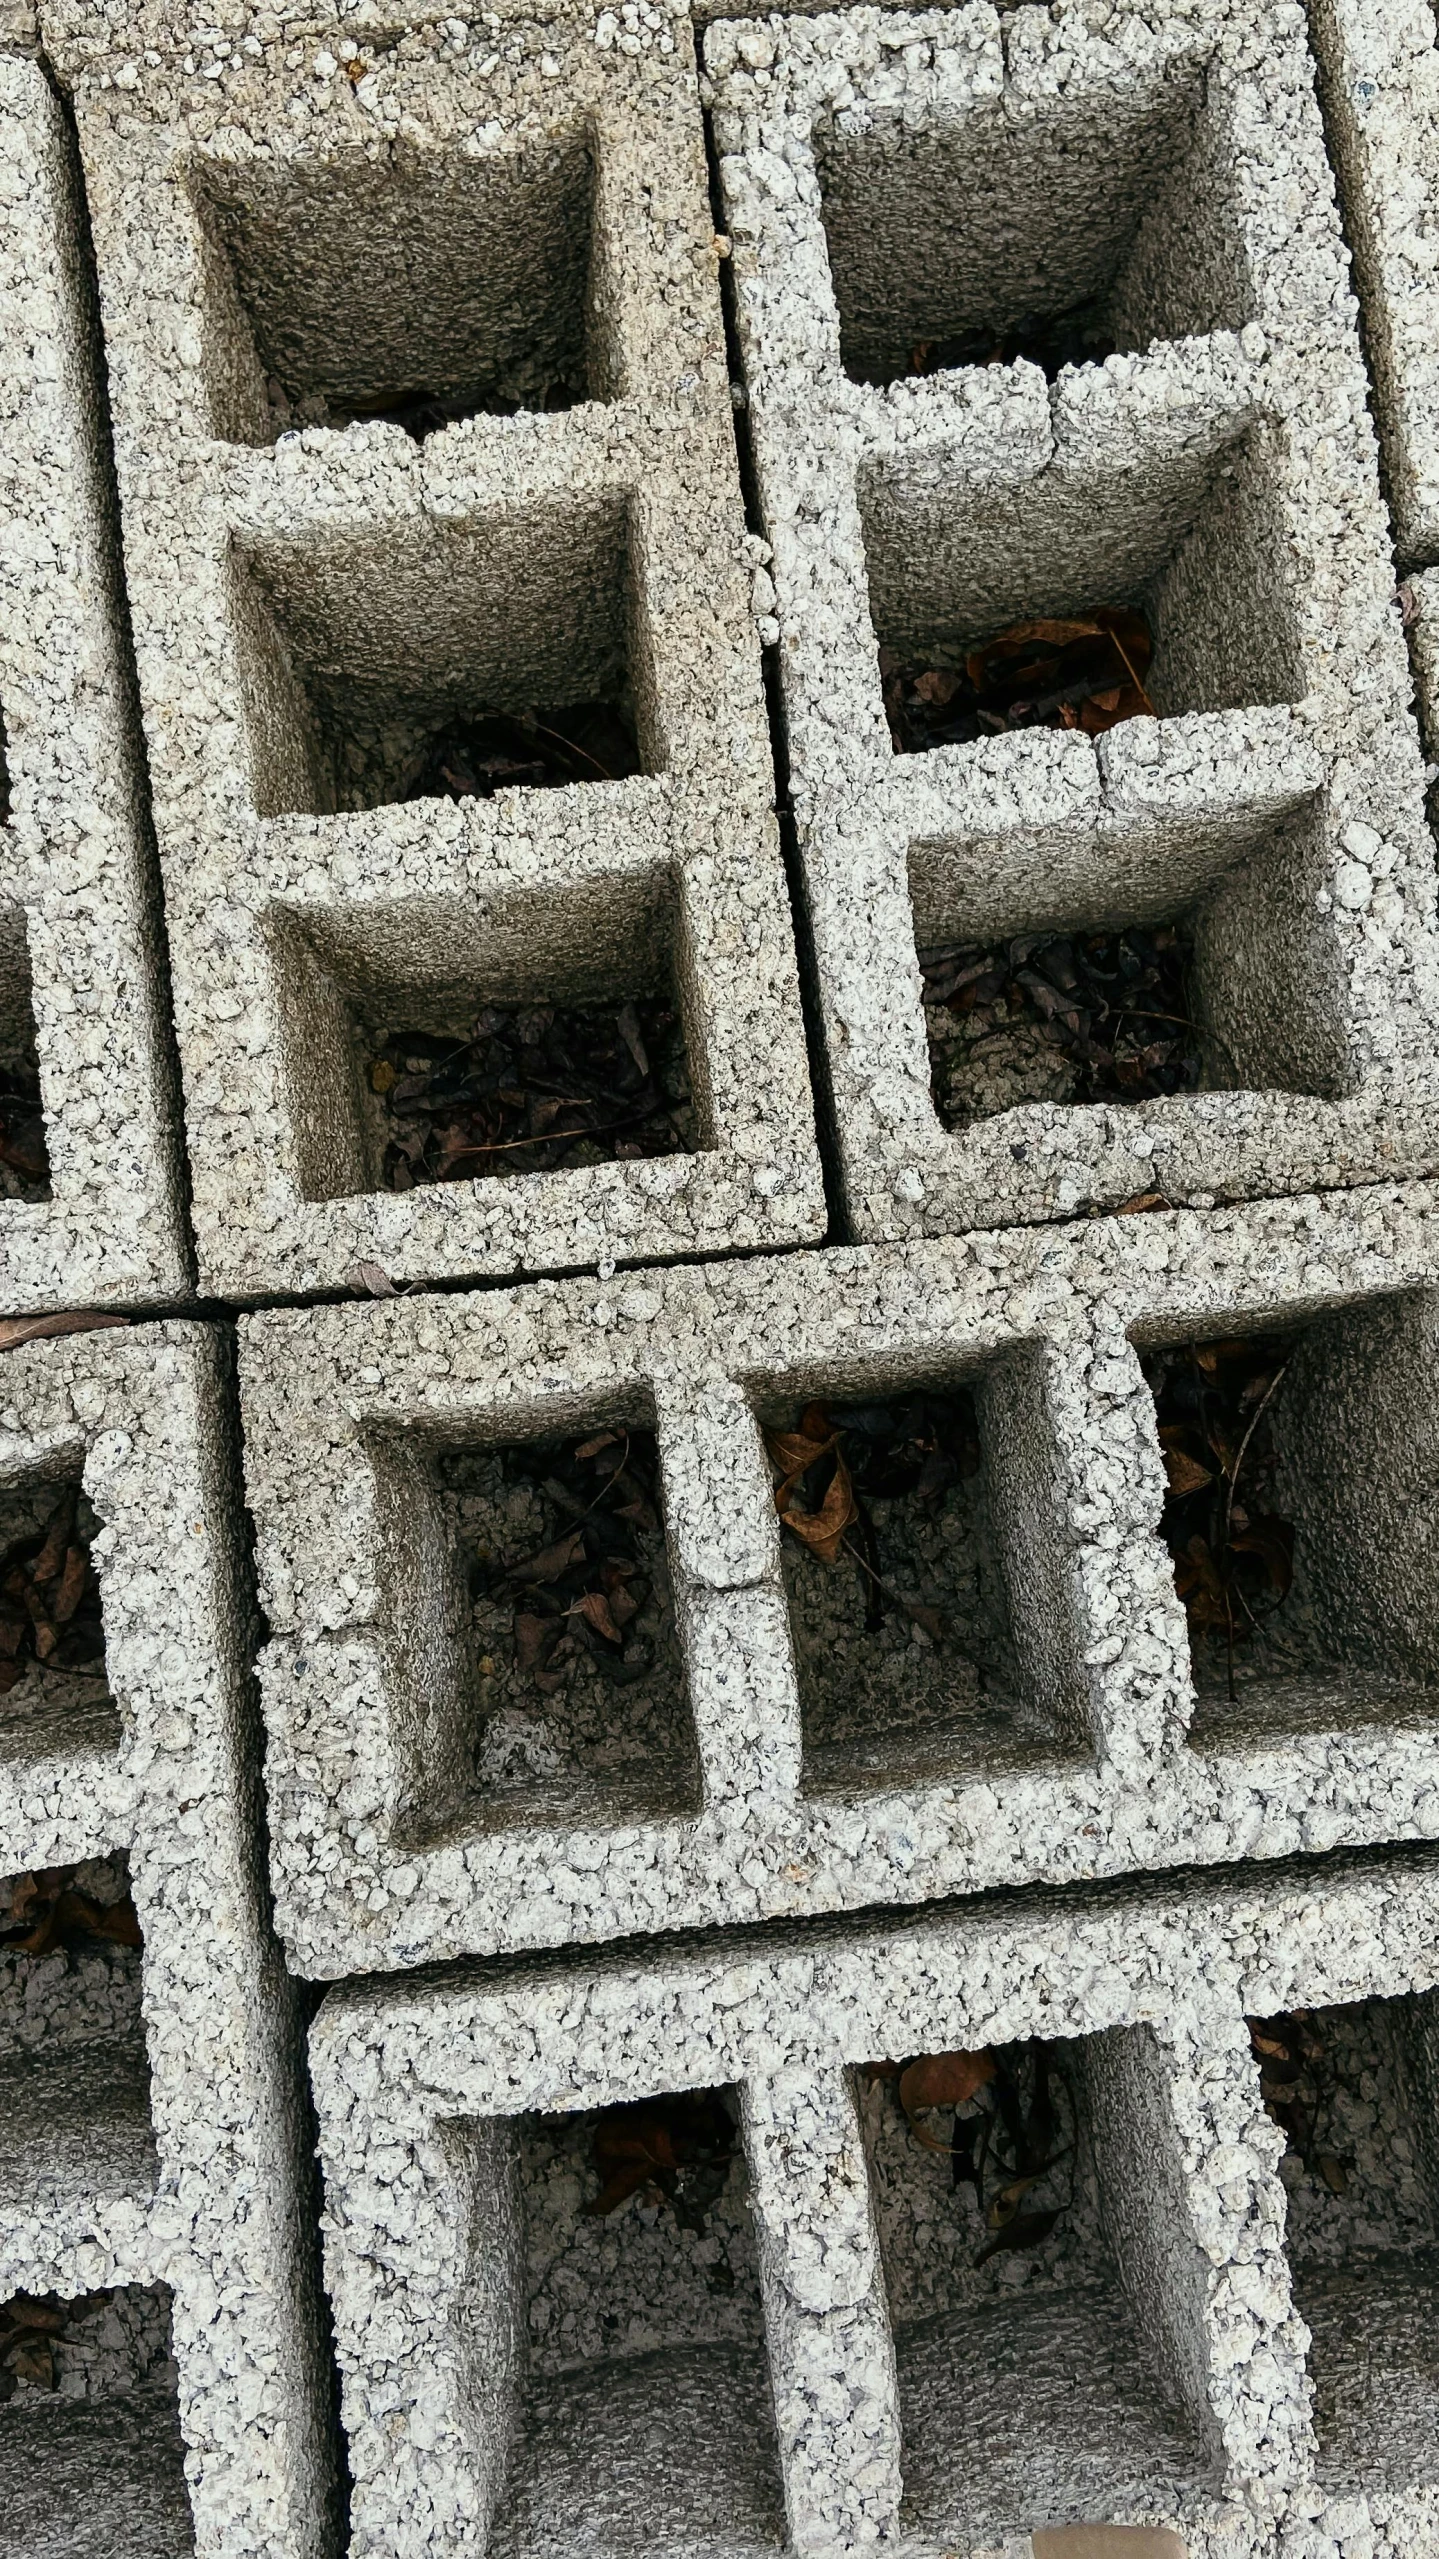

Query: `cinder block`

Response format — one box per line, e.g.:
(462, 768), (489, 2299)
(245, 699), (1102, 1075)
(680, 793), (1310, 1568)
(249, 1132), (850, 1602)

(0, 55), (187, 1314)
(1303, 0), (1439, 566)
(43, 4), (823, 1297)
(706, 1), (1439, 1238)
(0, 1320), (333, 2557)
(240, 1179), (1439, 1977)
(307, 1848), (1439, 2558)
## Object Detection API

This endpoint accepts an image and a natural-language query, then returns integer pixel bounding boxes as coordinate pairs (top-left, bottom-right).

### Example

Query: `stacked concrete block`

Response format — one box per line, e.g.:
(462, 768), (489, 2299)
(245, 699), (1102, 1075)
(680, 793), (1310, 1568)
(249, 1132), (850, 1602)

(705, 0), (1439, 1239)
(0, 1321), (334, 2556)
(0, 52), (187, 1313)
(238, 1177), (1439, 1978)
(36, 0), (824, 1298)
(307, 1845), (1439, 2558)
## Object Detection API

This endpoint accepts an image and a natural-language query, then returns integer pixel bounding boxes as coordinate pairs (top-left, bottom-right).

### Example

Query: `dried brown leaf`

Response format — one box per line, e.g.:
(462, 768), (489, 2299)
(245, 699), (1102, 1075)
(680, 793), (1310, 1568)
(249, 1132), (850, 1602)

(0, 1312), (130, 1353)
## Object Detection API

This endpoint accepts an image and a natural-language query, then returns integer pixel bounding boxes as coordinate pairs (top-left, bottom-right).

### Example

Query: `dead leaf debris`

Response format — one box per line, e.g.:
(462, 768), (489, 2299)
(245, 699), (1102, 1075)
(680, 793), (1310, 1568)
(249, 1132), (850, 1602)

(1143, 1333), (1297, 1698)
(0, 1490), (107, 1696)
(857, 298), (1115, 389)
(370, 995), (694, 1191)
(0, 1864), (142, 1954)
(921, 924), (1202, 1125)
(403, 698), (640, 802)
(0, 2293), (68, 2398)
(585, 2091), (738, 2233)
(479, 1426), (668, 1694)
(764, 1392), (981, 1642)
(883, 606), (1155, 756)
(1248, 2011), (1351, 2195)
(0, 1061), (48, 1202)
(267, 372), (584, 444)
(879, 2039), (1076, 2265)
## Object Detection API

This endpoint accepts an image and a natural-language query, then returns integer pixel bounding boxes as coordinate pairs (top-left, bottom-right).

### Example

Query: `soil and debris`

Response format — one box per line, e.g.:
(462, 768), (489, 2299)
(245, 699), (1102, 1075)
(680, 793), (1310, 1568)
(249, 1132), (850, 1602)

(402, 699), (641, 802)
(368, 994), (694, 1192)
(921, 924), (1203, 1128)
(0, 1489), (106, 1697)
(1249, 2012), (1351, 2197)
(1142, 1333), (1297, 1700)
(585, 2091), (738, 2233)
(0, 2292), (67, 2398)
(0, 1864), (142, 1956)
(875, 2041), (1078, 2269)
(883, 606), (1154, 756)
(0, 2283), (175, 2405)
(0, 1060), (48, 1202)
(854, 299), (1116, 390)
(443, 1426), (693, 1817)
(763, 1392), (1050, 1781)
(267, 372), (584, 444)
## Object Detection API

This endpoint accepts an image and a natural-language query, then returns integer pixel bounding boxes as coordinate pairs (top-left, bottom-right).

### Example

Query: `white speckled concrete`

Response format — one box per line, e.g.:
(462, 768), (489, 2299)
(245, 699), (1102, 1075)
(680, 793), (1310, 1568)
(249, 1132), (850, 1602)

(36, 0), (823, 1299)
(308, 1845), (1439, 2559)
(0, 1322), (334, 2558)
(706, 1), (1439, 1240)
(0, 52), (187, 1314)
(239, 1179), (1439, 1978)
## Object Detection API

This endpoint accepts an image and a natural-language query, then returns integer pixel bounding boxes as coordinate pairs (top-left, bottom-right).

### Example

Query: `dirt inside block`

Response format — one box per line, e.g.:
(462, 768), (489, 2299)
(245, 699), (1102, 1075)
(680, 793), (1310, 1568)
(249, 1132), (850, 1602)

(439, 1427), (698, 1827)
(0, 1484), (110, 1735)
(922, 924), (1202, 1128)
(367, 992), (694, 1193)
(767, 1389), (1061, 1788)
(0, 1857), (141, 2060)
(851, 296), (1117, 391)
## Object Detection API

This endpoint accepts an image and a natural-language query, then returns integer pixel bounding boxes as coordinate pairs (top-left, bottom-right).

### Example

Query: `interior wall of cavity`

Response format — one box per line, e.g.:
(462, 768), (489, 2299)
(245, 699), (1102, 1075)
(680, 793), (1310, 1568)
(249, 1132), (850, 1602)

(973, 1342), (1095, 1752)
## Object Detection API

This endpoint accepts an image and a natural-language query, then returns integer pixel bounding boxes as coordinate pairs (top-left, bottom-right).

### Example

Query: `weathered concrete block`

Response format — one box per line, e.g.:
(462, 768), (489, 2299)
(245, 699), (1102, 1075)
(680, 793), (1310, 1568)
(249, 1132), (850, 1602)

(240, 1180), (1439, 1977)
(42, 2), (823, 1296)
(0, 55), (187, 1314)
(706, 1), (1439, 1238)
(0, 1321), (333, 2557)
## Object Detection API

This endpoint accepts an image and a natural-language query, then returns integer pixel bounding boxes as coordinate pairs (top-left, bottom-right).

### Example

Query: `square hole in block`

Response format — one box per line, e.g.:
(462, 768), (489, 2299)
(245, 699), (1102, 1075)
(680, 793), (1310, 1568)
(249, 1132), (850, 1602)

(0, 1473), (114, 1767)
(815, 49), (1246, 388)
(1138, 1294), (1439, 1745)
(763, 1364), (1092, 1794)
(190, 129), (608, 447)
(369, 1409), (700, 1847)
(1247, 1989), (1439, 2491)
(473, 2083), (784, 2559)
(0, 1858), (154, 2227)
(911, 781), (1351, 1131)
(0, 2280), (192, 2556)
(266, 866), (702, 1205)
(0, 906), (50, 1206)
(859, 2022), (1218, 2536)
(863, 422), (1301, 740)
(231, 493), (654, 818)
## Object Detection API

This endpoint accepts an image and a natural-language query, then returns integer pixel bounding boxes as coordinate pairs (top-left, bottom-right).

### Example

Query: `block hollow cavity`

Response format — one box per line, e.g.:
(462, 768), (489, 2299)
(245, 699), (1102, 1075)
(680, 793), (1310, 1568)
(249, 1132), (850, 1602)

(266, 866), (702, 1206)
(0, 2281), (192, 2559)
(189, 126), (609, 446)
(367, 1407), (702, 1846)
(231, 492), (656, 817)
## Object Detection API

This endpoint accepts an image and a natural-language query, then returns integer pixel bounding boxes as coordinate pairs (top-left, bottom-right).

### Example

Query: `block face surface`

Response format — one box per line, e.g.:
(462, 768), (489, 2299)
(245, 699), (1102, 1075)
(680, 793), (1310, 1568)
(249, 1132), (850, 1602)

(707, 0), (1439, 1240)
(0, 55), (186, 1313)
(50, 7), (823, 1297)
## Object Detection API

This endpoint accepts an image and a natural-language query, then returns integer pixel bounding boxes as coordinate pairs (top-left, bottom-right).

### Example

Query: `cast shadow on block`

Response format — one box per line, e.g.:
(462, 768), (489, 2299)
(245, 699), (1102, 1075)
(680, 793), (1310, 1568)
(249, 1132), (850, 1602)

(1136, 1292), (1439, 1747)
(368, 1405), (702, 1846)
(265, 865), (704, 1205)
(0, 1469), (114, 1768)
(859, 2021), (1218, 2538)
(0, 2279), (192, 2559)
(909, 784), (1351, 1133)
(863, 418), (1300, 742)
(0, 903), (50, 1205)
(445, 2085), (786, 2559)
(814, 43), (1247, 387)
(230, 489), (657, 817)
(188, 125), (611, 445)
(763, 1354), (1094, 1797)
(1248, 1988), (1439, 2492)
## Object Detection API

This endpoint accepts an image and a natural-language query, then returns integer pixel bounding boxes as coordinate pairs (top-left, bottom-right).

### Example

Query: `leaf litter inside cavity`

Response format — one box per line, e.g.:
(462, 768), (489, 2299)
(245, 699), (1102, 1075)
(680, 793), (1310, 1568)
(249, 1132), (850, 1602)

(921, 923), (1204, 1127)
(882, 605), (1155, 756)
(1143, 1333), (1298, 1700)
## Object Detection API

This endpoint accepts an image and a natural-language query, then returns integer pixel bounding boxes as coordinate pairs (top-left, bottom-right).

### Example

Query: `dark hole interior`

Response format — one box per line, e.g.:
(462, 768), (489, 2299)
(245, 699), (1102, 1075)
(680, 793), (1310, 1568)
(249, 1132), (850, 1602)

(921, 923), (1202, 1129)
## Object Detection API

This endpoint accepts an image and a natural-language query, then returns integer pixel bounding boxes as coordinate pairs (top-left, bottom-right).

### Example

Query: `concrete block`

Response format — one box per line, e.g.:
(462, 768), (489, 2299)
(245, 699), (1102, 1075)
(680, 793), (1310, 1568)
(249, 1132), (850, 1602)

(241, 1178), (1439, 1977)
(0, 1320), (334, 2557)
(706, 2), (1439, 1238)
(0, 56), (186, 1313)
(40, 3), (823, 1296)
(307, 1847), (1439, 2557)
